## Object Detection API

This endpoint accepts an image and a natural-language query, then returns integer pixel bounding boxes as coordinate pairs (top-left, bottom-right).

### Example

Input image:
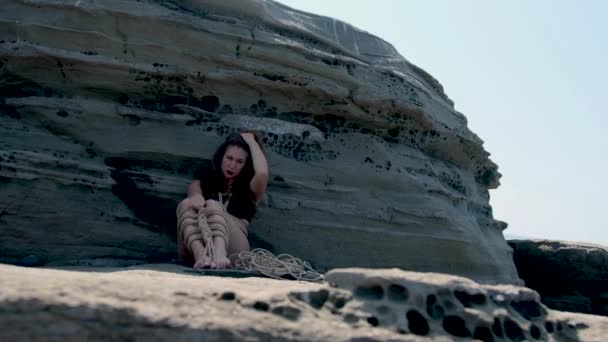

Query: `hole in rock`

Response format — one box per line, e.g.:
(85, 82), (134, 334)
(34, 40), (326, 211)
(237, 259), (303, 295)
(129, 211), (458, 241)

(510, 300), (544, 320)
(442, 299), (455, 310)
(545, 321), (554, 333)
(406, 310), (429, 336)
(503, 318), (525, 341)
(220, 292), (236, 301)
(530, 324), (541, 339)
(343, 313), (358, 324)
(426, 303), (444, 320)
(442, 315), (471, 338)
(354, 285), (384, 300)
(257, 99), (266, 110)
(271, 306), (301, 321)
(426, 294), (444, 320)
(387, 284), (408, 302)
(253, 301), (269, 311)
(109, 168), (181, 238)
(249, 104), (258, 114)
(200, 96), (220, 112)
(366, 316), (379, 327)
(308, 289), (329, 309)
(473, 326), (494, 342)
(330, 294), (346, 309)
(492, 318), (504, 337)
(387, 127), (400, 137)
(454, 290), (486, 307)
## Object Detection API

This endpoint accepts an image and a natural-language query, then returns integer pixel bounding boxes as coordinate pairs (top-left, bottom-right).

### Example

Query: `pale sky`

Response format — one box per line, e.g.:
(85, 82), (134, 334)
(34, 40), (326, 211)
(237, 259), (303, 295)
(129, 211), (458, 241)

(276, 0), (608, 246)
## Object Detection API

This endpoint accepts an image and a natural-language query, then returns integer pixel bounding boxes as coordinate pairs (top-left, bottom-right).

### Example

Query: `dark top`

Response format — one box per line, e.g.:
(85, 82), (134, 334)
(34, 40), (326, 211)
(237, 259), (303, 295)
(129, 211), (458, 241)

(195, 166), (256, 221)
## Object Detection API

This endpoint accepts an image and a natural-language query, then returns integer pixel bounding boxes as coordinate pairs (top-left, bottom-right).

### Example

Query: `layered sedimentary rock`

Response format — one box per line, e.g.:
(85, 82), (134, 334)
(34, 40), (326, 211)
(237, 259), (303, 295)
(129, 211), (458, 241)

(2, 264), (606, 341)
(509, 239), (608, 316)
(0, 0), (517, 283)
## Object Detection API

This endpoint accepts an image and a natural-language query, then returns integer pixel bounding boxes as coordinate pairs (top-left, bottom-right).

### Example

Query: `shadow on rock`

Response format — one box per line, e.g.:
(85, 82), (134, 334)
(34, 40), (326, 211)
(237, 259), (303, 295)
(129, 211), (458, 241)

(0, 297), (276, 341)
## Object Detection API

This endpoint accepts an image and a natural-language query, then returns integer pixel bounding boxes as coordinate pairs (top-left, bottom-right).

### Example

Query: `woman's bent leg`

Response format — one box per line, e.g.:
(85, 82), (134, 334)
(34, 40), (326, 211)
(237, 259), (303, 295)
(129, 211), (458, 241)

(176, 197), (204, 267)
(176, 225), (193, 265)
(226, 216), (250, 263)
(205, 200), (231, 268)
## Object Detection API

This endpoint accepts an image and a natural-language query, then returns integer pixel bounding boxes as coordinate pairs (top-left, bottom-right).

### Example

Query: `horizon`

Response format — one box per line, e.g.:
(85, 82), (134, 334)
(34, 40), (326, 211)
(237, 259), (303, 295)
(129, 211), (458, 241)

(276, 0), (608, 246)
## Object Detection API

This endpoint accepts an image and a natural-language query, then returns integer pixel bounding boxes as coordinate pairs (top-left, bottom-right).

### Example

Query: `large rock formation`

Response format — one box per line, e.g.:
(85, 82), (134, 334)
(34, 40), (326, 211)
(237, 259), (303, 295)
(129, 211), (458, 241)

(0, 0), (517, 283)
(509, 239), (608, 316)
(2, 264), (606, 341)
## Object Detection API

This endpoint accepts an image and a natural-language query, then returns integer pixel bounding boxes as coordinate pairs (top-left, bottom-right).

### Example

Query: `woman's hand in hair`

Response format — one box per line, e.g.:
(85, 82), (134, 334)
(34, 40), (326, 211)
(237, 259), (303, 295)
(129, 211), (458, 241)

(240, 132), (258, 146)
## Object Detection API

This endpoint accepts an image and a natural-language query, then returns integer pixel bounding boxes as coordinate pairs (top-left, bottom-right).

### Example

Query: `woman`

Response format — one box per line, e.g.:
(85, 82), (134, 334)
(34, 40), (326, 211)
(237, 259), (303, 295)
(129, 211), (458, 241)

(177, 131), (268, 269)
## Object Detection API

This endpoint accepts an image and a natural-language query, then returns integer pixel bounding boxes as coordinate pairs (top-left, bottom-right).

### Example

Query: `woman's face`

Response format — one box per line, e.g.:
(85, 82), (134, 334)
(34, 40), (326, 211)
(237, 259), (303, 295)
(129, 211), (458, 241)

(221, 145), (248, 181)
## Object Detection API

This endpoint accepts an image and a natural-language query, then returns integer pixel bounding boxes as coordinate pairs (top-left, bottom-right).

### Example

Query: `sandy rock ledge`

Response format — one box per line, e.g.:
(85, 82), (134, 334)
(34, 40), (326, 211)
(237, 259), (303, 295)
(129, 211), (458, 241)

(1, 264), (606, 341)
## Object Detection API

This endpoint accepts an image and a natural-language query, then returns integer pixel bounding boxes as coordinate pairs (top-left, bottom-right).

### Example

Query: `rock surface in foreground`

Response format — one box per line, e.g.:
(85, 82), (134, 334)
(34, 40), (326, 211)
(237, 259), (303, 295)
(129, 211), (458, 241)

(1, 264), (606, 341)
(509, 239), (608, 316)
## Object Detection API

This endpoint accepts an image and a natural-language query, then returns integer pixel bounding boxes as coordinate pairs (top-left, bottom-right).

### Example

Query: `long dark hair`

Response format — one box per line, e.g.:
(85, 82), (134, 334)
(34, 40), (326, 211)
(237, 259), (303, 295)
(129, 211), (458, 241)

(202, 130), (262, 206)
(211, 132), (256, 193)
(199, 131), (262, 219)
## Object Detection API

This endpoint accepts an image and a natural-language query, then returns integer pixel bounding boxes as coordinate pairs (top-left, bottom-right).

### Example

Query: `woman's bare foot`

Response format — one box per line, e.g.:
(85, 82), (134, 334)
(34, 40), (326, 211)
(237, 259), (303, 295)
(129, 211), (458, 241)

(191, 241), (209, 269)
(193, 258), (207, 269)
(211, 237), (232, 269)
(211, 255), (231, 269)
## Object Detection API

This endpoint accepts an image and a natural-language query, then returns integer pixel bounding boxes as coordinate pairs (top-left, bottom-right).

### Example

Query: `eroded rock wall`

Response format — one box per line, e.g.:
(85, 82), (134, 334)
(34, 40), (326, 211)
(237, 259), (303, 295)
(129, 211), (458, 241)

(1, 0), (517, 283)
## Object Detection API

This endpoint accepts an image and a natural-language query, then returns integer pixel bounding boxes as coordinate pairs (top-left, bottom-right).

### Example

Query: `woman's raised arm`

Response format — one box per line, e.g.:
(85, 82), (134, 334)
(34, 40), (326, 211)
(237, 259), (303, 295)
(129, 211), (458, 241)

(241, 132), (268, 203)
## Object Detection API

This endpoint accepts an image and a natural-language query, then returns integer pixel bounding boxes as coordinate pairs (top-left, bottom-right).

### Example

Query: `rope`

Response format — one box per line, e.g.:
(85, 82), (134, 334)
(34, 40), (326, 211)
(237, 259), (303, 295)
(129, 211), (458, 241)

(233, 248), (324, 282)
(177, 199), (203, 253)
(183, 194), (324, 282)
(176, 195), (230, 263)
(197, 206), (216, 263)
(197, 205), (230, 264)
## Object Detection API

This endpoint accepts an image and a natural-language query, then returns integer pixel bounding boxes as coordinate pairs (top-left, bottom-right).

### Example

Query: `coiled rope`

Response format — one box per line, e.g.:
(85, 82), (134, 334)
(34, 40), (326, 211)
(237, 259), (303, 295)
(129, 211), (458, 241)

(203, 194), (323, 282)
(232, 248), (324, 282)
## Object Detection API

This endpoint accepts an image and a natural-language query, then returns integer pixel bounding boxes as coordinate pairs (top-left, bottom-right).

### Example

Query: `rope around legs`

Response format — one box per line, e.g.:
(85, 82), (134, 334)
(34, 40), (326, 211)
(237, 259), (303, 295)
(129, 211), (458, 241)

(183, 199), (323, 282)
(233, 248), (324, 282)
(198, 206), (230, 264)
(177, 200), (203, 254)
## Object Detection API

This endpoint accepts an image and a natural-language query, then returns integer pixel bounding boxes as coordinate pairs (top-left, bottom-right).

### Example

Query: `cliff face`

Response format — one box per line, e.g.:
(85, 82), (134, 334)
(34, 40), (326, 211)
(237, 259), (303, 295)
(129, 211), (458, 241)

(509, 239), (608, 316)
(0, 0), (517, 283)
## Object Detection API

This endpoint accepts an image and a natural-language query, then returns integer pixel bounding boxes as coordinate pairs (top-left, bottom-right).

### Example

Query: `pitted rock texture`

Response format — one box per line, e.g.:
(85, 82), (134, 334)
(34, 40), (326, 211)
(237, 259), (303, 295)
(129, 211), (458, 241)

(509, 239), (608, 316)
(1, 264), (606, 342)
(324, 268), (608, 341)
(0, 0), (517, 283)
